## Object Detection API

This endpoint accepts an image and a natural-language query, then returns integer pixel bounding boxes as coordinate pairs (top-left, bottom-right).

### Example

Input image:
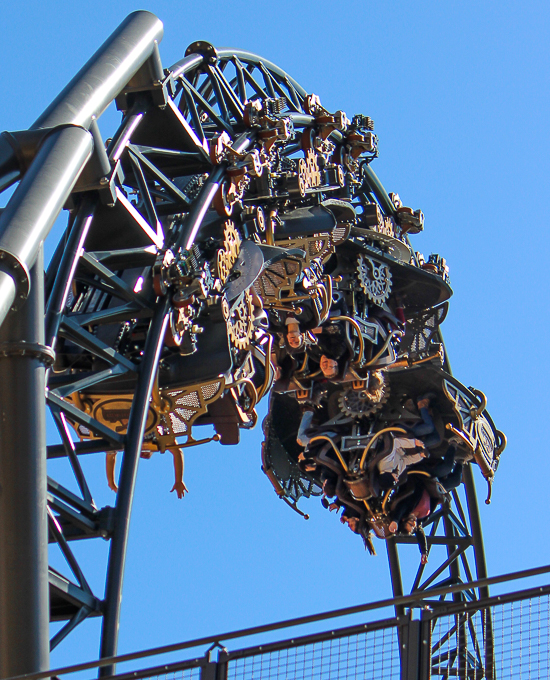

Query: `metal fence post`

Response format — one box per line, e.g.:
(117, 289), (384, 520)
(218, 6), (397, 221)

(200, 648), (228, 680)
(216, 650), (228, 680)
(200, 662), (217, 680)
(400, 616), (420, 680)
(419, 610), (433, 680)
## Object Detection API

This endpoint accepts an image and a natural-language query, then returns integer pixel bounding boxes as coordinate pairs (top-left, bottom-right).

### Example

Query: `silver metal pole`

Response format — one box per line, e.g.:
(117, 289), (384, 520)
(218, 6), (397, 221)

(0, 12), (163, 193)
(0, 11), (165, 673)
(99, 298), (170, 675)
(31, 11), (163, 131)
(0, 125), (93, 327)
(0, 248), (50, 678)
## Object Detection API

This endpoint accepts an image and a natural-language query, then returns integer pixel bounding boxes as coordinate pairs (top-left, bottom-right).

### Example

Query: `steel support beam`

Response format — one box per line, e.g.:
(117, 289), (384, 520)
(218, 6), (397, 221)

(0, 126), (93, 327)
(0, 13), (164, 670)
(32, 11), (164, 131)
(386, 538), (405, 616)
(463, 466), (488, 588)
(0, 11), (163, 193)
(0, 250), (49, 678)
(463, 465), (494, 680)
(45, 197), (96, 350)
(99, 297), (170, 674)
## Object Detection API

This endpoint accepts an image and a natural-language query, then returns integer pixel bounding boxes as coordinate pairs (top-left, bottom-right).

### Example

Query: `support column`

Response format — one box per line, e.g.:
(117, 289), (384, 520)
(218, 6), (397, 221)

(0, 248), (50, 677)
(463, 465), (494, 680)
(99, 298), (170, 675)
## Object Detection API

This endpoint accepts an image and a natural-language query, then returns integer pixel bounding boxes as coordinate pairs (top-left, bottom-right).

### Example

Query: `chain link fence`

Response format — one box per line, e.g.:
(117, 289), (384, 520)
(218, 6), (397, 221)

(226, 626), (401, 680)
(114, 589), (550, 680)
(431, 592), (550, 679)
(6, 566), (550, 680)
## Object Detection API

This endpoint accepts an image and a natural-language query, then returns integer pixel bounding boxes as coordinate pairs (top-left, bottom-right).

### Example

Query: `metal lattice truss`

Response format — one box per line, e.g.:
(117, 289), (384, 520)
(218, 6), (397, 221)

(387, 467), (494, 677)
(0, 11), (505, 679)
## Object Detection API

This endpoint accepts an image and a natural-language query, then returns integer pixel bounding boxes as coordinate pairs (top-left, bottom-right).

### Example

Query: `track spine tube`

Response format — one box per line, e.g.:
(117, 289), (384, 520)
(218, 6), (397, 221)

(0, 125), (93, 329)
(44, 196), (96, 350)
(99, 296), (170, 675)
(31, 12), (164, 131)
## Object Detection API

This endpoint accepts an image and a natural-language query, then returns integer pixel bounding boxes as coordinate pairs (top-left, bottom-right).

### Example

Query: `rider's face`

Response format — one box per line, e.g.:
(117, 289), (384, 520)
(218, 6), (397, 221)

(320, 355), (338, 378)
(287, 329), (303, 348)
(404, 516), (417, 534)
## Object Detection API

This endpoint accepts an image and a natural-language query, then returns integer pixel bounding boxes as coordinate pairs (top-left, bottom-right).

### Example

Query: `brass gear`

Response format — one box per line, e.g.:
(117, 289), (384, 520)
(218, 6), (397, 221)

(357, 254), (392, 306)
(216, 220), (242, 283)
(228, 289), (254, 351)
(338, 382), (390, 418)
(221, 296), (230, 321)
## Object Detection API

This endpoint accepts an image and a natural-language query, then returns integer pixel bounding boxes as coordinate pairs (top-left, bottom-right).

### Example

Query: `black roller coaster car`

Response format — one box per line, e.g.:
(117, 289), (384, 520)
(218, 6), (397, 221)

(47, 43), (504, 554)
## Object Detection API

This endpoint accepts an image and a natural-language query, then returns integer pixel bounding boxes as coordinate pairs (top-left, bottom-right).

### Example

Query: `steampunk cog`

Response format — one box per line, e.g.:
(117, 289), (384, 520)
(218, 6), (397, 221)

(8, 13), (505, 667)
(216, 220), (242, 284)
(338, 382), (390, 418)
(357, 254), (392, 306)
(227, 289), (254, 350)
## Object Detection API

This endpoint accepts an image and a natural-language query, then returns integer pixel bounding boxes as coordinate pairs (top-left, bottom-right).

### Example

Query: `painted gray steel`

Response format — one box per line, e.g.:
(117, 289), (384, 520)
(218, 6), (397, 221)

(0, 252), (49, 677)
(0, 126), (93, 327)
(32, 11), (163, 131)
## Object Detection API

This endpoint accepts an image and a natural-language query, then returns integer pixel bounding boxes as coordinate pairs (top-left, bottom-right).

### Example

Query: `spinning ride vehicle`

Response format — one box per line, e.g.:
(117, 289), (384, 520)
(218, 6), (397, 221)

(0, 14), (507, 675)
(46, 40), (504, 548)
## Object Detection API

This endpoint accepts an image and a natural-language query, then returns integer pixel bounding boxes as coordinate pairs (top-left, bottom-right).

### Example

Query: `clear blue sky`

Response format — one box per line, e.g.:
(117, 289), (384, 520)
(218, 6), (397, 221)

(1, 0), (549, 670)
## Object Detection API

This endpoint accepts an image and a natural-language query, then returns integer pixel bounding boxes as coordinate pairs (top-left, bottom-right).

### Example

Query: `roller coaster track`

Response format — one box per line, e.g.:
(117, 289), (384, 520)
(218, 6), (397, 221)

(0, 11), (504, 679)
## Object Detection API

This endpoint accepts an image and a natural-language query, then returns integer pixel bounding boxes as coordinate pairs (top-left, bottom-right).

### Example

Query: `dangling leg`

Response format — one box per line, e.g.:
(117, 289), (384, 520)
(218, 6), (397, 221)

(106, 451), (119, 493)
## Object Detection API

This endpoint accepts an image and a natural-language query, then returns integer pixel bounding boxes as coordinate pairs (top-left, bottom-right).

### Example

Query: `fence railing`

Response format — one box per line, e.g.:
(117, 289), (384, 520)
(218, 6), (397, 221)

(8, 564), (550, 680)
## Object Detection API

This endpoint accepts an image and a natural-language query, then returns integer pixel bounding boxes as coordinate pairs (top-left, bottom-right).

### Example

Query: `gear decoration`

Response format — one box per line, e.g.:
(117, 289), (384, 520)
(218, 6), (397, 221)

(338, 381), (390, 418)
(357, 254), (392, 306)
(303, 149), (322, 189)
(221, 295), (230, 321)
(227, 289), (254, 350)
(216, 220), (242, 284)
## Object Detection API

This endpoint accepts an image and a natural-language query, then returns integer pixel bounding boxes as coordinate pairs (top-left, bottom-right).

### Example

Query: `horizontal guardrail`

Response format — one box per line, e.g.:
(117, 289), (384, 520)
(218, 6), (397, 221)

(6, 563), (550, 680)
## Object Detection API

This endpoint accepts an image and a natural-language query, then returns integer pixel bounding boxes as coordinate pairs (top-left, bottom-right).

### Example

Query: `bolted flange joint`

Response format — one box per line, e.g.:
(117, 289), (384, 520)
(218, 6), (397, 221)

(0, 341), (56, 366)
(0, 250), (30, 311)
